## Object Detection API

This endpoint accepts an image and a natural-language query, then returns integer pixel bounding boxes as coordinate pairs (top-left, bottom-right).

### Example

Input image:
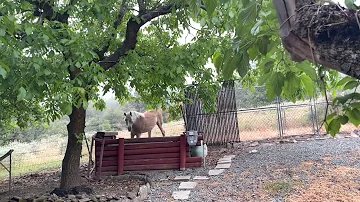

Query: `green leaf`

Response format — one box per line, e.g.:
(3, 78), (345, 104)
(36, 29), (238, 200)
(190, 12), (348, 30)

(343, 80), (359, 90)
(339, 115), (349, 125)
(261, 59), (274, 74)
(204, 0), (218, 17)
(334, 93), (360, 104)
(270, 72), (285, 96)
(336, 76), (356, 87)
(284, 72), (300, 97)
(296, 62), (317, 80)
(0, 66), (7, 79)
(75, 61), (81, 68)
(350, 102), (360, 109)
(223, 54), (239, 80)
(25, 26), (32, 35)
(300, 74), (314, 97)
(44, 69), (51, 76)
(212, 52), (223, 74)
(265, 80), (276, 101)
(327, 118), (341, 137)
(236, 52), (250, 77)
(258, 72), (270, 86)
(0, 28), (5, 36)
(346, 108), (360, 127)
(251, 19), (263, 35)
(0, 59), (10, 72)
(258, 35), (270, 55)
(242, 0), (250, 6)
(238, 1), (258, 25)
(17, 87), (27, 100)
(61, 103), (73, 116)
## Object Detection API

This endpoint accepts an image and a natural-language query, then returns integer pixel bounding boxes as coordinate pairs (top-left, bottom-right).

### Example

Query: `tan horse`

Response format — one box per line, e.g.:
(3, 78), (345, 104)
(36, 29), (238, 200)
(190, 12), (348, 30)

(123, 109), (166, 138)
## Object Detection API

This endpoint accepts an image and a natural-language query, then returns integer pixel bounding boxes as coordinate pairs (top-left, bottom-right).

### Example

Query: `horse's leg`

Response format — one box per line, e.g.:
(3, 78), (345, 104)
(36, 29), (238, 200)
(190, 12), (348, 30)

(156, 121), (166, 137)
(130, 132), (135, 139)
(148, 131), (152, 138)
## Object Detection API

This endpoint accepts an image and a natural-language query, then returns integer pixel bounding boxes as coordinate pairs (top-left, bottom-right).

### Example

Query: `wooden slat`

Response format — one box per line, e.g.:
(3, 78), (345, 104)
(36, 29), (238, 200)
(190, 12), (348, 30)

(95, 150), (117, 157)
(124, 136), (180, 144)
(95, 145), (118, 151)
(124, 147), (180, 155)
(94, 138), (119, 145)
(186, 162), (202, 168)
(124, 142), (180, 150)
(186, 157), (202, 163)
(124, 163), (179, 171)
(96, 160), (117, 167)
(124, 158), (180, 165)
(124, 152), (180, 160)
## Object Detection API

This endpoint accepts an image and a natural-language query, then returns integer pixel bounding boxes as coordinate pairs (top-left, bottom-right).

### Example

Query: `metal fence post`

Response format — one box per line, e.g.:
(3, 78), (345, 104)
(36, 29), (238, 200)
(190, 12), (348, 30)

(276, 96), (284, 137)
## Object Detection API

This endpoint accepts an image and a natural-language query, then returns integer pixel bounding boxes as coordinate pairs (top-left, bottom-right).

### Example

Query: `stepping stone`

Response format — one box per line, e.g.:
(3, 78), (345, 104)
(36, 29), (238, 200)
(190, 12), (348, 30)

(172, 191), (191, 200)
(249, 149), (258, 154)
(223, 155), (236, 159)
(193, 176), (209, 180)
(218, 157), (232, 162)
(217, 159), (231, 164)
(215, 163), (231, 169)
(174, 176), (191, 181)
(179, 182), (197, 189)
(208, 169), (224, 176)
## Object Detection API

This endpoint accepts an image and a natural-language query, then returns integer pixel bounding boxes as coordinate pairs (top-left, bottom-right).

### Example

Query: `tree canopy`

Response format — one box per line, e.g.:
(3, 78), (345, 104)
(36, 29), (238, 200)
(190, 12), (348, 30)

(1, 0), (359, 189)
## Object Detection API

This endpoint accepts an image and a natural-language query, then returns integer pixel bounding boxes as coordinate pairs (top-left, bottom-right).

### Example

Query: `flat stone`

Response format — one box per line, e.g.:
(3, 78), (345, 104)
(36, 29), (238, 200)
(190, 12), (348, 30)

(174, 175), (191, 181)
(78, 198), (92, 202)
(217, 159), (231, 164)
(249, 149), (258, 154)
(223, 155), (236, 159)
(172, 191), (191, 200)
(249, 141), (260, 147)
(215, 163), (231, 169)
(208, 169), (224, 176)
(179, 181), (197, 189)
(218, 157), (232, 161)
(193, 176), (209, 180)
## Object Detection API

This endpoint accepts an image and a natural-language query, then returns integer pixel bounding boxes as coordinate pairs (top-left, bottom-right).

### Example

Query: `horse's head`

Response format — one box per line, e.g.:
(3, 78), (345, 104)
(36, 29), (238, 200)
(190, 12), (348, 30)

(124, 111), (134, 132)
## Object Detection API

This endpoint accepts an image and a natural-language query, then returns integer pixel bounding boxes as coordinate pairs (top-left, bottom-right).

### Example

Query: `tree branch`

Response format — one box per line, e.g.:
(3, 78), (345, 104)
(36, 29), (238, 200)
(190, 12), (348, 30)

(95, 0), (128, 61)
(26, 0), (70, 24)
(98, 3), (181, 70)
(137, 0), (146, 14)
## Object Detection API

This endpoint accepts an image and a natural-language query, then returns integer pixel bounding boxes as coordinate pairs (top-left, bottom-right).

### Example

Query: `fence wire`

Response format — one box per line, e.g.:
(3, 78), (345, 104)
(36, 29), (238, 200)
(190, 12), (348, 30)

(0, 136), (90, 181)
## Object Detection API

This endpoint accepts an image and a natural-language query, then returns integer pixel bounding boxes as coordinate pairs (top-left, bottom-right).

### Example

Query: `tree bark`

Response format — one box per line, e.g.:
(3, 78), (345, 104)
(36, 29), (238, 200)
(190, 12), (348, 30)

(60, 106), (86, 188)
(272, 0), (360, 79)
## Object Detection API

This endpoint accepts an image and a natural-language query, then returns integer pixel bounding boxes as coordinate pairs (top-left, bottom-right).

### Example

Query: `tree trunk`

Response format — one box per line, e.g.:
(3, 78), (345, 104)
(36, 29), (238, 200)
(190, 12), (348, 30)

(60, 106), (86, 189)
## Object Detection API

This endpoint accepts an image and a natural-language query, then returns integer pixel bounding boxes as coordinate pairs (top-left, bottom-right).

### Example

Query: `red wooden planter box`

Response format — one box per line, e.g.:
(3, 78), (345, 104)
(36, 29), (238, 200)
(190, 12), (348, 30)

(93, 134), (203, 177)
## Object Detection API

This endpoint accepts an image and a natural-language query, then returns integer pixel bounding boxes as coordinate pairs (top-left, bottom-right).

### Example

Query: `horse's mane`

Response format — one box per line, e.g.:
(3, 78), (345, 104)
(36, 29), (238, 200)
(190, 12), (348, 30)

(130, 111), (144, 120)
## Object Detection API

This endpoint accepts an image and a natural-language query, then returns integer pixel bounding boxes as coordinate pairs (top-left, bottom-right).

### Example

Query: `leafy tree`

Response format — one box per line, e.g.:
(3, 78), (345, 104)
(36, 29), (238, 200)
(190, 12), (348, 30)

(0, 0), (221, 188)
(1, 0), (357, 190)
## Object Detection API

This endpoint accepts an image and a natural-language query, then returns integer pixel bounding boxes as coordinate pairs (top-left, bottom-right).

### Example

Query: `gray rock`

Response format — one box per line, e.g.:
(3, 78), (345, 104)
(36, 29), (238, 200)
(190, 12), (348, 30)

(78, 198), (92, 202)
(127, 191), (137, 199)
(138, 185), (149, 200)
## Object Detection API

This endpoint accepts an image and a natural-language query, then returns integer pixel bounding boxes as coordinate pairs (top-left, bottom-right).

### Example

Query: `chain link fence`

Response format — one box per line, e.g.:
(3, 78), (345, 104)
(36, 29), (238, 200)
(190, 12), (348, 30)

(0, 135), (90, 181)
(236, 86), (358, 141)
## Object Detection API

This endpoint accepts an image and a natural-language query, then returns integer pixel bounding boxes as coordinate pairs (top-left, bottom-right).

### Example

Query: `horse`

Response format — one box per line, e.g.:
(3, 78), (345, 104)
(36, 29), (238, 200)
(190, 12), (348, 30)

(123, 109), (166, 138)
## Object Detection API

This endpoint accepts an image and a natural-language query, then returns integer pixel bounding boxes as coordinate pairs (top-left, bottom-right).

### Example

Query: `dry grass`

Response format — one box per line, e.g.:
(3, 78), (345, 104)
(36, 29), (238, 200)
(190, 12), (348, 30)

(0, 136), (89, 181)
(288, 164), (360, 202)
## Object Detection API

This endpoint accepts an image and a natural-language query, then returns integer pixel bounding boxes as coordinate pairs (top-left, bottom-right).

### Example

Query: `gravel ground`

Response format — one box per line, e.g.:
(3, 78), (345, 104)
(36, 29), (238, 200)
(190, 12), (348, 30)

(144, 137), (360, 202)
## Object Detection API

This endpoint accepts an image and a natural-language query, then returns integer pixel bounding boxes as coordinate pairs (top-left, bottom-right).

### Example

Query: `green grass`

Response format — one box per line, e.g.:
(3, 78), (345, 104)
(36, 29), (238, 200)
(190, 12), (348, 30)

(264, 181), (293, 197)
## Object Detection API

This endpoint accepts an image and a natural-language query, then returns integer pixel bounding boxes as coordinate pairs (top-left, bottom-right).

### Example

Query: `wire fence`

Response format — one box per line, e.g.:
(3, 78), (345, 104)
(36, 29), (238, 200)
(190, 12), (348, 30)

(0, 136), (90, 181)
